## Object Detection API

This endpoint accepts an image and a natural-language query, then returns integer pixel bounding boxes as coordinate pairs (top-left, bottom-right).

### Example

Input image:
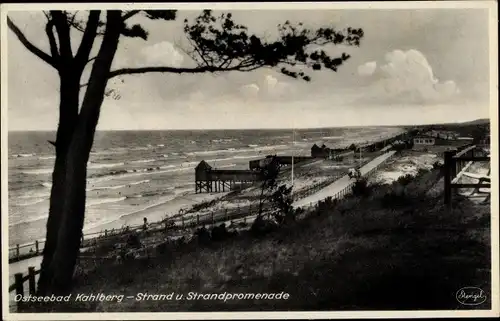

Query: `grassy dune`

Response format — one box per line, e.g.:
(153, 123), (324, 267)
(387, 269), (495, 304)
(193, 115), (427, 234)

(22, 168), (491, 312)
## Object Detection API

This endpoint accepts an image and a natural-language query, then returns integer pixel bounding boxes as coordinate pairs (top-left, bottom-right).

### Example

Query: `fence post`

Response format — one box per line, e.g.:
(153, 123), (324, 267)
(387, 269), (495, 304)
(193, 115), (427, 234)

(28, 267), (36, 295)
(16, 244), (20, 259)
(14, 272), (24, 297)
(196, 214), (200, 226)
(443, 151), (454, 208)
(182, 216), (185, 229)
(35, 240), (39, 255)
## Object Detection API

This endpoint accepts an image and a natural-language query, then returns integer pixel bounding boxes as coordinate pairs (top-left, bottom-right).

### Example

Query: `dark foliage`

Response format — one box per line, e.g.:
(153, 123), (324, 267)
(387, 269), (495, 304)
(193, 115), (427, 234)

(351, 178), (372, 197)
(250, 215), (279, 236)
(183, 10), (363, 80)
(396, 174), (414, 186)
(270, 184), (295, 225)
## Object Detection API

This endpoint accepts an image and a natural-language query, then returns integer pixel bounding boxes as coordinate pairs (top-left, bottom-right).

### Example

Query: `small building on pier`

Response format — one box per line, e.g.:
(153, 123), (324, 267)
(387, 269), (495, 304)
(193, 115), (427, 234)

(195, 160), (262, 193)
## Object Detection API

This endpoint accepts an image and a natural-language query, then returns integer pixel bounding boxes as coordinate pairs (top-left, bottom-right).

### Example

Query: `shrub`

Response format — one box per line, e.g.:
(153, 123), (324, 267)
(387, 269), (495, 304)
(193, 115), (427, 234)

(351, 178), (372, 197)
(380, 189), (413, 208)
(396, 174), (414, 186)
(194, 226), (211, 245)
(269, 184), (295, 225)
(250, 215), (278, 236)
(211, 223), (231, 242)
(432, 160), (443, 169)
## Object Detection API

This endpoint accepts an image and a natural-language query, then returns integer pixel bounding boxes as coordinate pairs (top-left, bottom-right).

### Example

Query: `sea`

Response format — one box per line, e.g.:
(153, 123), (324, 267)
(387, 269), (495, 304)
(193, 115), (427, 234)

(7, 127), (403, 246)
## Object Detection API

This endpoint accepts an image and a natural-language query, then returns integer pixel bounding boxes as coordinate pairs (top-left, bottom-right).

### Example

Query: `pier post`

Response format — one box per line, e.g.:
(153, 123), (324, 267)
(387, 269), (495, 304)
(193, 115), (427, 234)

(182, 216), (185, 229)
(16, 244), (20, 259)
(28, 267), (36, 295)
(35, 241), (39, 255)
(197, 214), (200, 226)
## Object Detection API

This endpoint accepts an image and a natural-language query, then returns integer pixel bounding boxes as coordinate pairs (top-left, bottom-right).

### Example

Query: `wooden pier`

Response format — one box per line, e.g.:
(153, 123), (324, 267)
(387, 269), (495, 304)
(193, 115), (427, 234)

(195, 161), (262, 193)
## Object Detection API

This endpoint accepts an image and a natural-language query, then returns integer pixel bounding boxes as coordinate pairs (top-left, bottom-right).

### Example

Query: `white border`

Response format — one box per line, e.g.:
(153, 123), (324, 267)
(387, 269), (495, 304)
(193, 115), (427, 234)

(1, 1), (498, 320)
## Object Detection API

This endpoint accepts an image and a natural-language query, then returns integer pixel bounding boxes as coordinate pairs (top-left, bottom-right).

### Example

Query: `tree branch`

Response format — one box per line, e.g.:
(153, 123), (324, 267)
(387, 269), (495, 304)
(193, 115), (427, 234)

(7, 17), (58, 69)
(51, 11), (73, 60)
(107, 62), (270, 80)
(74, 11), (101, 66)
(122, 10), (140, 21)
(108, 65), (244, 79)
(45, 19), (59, 62)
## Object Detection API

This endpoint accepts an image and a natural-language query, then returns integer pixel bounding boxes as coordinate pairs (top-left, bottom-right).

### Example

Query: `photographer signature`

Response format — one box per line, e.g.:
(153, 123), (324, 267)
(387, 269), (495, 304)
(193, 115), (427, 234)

(456, 287), (487, 305)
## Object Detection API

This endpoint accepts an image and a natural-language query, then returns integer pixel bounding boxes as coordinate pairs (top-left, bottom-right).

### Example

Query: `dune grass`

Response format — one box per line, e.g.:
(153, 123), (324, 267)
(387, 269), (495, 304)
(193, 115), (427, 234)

(22, 168), (491, 312)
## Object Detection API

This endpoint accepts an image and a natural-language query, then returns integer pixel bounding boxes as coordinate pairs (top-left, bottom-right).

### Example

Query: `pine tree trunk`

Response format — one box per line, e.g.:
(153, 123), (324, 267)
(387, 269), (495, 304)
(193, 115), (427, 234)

(37, 72), (80, 295)
(43, 12), (123, 295)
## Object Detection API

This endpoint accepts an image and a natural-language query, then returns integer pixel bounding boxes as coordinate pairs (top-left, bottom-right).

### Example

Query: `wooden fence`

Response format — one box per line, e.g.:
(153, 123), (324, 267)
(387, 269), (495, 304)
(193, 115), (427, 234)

(443, 145), (490, 208)
(8, 266), (40, 311)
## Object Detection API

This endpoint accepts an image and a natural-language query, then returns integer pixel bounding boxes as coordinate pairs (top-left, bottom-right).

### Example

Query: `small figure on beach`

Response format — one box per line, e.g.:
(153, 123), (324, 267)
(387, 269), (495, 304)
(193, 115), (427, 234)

(143, 217), (149, 231)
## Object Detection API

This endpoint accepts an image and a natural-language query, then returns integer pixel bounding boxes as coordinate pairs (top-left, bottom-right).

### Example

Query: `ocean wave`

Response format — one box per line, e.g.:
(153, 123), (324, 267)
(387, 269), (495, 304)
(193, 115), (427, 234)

(130, 146), (150, 151)
(248, 144), (259, 147)
(13, 198), (47, 207)
(86, 196), (127, 207)
(211, 139), (235, 143)
(9, 213), (48, 227)
(162, 154), (169, 158)
(38, 155), (56, 160)
(321, 136), (343, 140)
(17, 191), (51, 199)
(90, 150), (126, 156)
(12, 153), (36, 158)
(22, 168), (53, 175)
(129, 159), (156, 164)
(88, 162), (125, 170)
(89, 165), (197, 183)
(185, 144), (289, 157)
(127, 194), (143, 198)
(41, 182), (52, 188)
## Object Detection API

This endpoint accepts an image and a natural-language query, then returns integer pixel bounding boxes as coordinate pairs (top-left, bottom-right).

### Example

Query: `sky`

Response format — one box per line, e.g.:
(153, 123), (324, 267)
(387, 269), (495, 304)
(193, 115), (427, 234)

(6, 7), (493, 130)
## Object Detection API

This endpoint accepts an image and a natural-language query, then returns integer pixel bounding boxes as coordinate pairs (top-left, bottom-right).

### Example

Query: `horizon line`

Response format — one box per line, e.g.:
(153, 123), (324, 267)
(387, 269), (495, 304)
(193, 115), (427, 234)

(6, 117), (490, 132)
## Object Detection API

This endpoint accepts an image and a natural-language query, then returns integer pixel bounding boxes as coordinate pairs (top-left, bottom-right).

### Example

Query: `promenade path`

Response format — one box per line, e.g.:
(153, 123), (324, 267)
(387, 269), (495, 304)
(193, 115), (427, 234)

(293, 150), (397, 208)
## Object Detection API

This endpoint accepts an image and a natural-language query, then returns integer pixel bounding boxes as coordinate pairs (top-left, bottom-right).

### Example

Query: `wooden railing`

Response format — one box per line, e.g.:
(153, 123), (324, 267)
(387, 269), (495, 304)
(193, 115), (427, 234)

(443, 145), (490, 207)
(295, 151), (396, 210)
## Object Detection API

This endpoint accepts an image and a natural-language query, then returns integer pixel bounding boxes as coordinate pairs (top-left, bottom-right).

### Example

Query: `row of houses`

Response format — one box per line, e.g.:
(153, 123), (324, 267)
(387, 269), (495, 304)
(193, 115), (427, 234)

(412, 131), (473, 151)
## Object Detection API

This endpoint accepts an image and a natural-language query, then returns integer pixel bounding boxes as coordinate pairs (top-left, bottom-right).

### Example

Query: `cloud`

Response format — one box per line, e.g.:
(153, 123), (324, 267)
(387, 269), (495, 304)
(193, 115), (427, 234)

(357, 61), (377, 76)
(140, 41), (184, 67)
(361, 49), (460, 104)
(264, 75), (279, 89)
(240, 83), (260, 98)
(238, 73), (293, 101)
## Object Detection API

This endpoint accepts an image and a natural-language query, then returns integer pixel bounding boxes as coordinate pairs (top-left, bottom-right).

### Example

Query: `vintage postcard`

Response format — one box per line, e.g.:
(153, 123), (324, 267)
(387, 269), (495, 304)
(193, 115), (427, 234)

(1, 1), (498, 320)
